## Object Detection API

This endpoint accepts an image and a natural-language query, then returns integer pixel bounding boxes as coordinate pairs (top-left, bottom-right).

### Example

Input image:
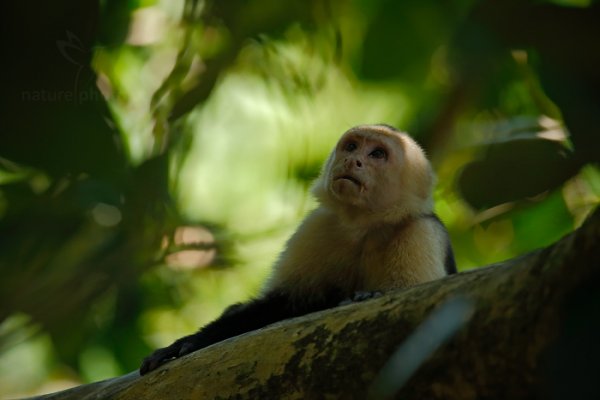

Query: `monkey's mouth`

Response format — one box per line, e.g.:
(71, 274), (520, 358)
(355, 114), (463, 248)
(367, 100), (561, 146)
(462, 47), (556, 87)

(335, 175), (362, 186)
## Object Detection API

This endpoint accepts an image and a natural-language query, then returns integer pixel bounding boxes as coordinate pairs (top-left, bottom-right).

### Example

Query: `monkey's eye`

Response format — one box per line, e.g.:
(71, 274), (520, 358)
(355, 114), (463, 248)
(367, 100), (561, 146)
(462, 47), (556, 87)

(344, 142), (358, 152)
(369, 148), (387, 159)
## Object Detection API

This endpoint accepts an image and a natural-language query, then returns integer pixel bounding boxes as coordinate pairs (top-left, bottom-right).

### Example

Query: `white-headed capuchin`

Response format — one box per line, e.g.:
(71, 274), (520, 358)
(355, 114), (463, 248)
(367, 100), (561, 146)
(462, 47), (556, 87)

(140, 124), (455, 375)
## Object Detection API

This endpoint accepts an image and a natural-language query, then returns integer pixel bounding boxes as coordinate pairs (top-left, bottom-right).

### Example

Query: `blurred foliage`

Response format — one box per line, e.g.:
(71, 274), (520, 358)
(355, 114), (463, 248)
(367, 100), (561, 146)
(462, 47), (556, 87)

(1, 0), (599, 397)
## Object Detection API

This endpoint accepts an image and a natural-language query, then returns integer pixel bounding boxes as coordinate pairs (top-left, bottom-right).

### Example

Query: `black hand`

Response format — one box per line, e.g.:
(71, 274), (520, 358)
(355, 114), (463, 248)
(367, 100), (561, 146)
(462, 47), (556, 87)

(140, 341), (183, 375)
(339, 290), (383, 306)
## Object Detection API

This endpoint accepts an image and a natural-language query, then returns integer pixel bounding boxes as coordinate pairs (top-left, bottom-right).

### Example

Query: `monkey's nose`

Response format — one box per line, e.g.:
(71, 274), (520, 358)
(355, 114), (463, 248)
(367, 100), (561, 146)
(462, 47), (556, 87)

(344, 158), (362, 168)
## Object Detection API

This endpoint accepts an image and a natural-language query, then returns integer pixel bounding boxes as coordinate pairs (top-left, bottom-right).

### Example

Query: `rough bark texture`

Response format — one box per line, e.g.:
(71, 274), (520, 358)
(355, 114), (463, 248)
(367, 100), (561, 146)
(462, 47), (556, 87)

(30, 208), (600, 400)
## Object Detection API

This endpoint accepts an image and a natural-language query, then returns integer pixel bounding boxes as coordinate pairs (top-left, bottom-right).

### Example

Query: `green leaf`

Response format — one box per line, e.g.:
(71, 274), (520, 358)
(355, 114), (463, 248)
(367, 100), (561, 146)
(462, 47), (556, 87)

(458, 137), (580, 209)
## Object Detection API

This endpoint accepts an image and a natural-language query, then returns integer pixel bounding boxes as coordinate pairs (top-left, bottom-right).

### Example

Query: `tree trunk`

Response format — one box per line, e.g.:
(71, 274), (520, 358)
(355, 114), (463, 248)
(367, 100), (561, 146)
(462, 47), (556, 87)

(30, 208), (600, 400)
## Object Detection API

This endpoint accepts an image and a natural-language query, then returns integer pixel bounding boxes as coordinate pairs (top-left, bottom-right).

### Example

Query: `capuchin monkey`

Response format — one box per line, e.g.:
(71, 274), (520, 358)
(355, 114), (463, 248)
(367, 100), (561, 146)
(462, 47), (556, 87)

(140, 124), (456, 375)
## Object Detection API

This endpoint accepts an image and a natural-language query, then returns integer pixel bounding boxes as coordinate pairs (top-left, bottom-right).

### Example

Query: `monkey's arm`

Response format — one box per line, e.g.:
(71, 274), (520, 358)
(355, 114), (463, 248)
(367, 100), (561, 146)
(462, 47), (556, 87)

(140, 289), (344, 375)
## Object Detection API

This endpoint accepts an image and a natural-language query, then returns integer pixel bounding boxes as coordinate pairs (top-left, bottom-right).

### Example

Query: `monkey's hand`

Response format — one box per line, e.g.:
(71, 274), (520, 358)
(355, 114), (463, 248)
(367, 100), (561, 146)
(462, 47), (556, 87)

(339, 291), (383, 306)
(140, 336), (200, 375)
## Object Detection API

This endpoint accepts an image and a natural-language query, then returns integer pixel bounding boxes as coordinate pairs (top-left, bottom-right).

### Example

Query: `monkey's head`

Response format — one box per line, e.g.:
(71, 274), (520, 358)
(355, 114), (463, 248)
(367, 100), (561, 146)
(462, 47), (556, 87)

(312, 124), (434, 222)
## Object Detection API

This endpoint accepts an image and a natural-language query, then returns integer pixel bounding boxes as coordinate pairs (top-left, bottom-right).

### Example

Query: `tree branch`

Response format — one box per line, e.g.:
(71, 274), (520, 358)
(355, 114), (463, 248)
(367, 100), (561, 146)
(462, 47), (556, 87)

(31, 208), (600, 400)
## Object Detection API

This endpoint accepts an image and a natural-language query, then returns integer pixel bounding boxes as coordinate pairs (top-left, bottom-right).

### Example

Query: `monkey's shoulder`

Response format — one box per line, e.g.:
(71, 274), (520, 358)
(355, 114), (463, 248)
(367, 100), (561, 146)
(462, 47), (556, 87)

(395, 213), (455, 276)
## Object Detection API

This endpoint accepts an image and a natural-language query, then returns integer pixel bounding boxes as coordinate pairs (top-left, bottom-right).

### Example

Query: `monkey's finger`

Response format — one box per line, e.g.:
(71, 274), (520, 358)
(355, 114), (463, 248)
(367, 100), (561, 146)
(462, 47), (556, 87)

(140, 346), (179, 375)
(139, 358), (158, 375)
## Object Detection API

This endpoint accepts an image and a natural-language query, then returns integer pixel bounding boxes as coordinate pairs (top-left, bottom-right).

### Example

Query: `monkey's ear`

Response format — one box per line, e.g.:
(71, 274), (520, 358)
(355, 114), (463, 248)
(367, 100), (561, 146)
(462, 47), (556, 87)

(458, 137), (579, 210)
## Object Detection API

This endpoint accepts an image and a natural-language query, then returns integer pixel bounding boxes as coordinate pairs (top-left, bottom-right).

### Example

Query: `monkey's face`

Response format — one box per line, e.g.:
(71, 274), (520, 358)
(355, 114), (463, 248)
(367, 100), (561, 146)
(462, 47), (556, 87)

(325, 126), (407, 211)
(312, 124), (434, 221)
